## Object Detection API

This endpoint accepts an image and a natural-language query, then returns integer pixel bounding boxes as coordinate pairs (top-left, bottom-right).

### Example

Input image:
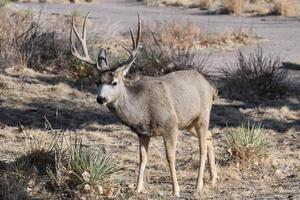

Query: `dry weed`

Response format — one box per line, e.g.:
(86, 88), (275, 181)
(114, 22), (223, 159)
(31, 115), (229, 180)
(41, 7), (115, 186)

(221, 0), (244, 15)
(135, 20), (251, 76)
(142, 0), (210, 8)
(136, 20), (209, 76)
(220, 46), (290, 102)
(199, 0), (215, 9)
(271, 0), (294, 16)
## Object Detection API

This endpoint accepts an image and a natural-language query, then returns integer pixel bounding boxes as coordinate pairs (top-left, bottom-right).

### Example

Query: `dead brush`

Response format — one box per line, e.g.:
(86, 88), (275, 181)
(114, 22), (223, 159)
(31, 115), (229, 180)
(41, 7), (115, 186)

(225, 122), (271, 163)
(10, 124), (119, 197)
(0, 8), (32, 67)
(270, 0), (294, 16)
(135, 20), (251, 77)
(14, 16), (67, 72)
(136, 20), (210, 76)
(220, 46), (289, 102)
(0, 171), (28, 200)
(199, 0), (215, 9)
(220, 0), (244, 15)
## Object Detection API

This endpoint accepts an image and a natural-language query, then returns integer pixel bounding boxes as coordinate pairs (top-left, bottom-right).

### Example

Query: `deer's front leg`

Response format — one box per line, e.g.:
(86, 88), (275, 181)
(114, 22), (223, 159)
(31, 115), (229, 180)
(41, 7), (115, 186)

(163, 129), (180, 197)
(136, 135), (150, 193)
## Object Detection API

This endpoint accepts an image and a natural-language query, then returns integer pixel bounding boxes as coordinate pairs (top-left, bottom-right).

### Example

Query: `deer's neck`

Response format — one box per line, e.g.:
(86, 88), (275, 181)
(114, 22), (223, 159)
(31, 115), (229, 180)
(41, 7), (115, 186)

(107, 84), (147, 128)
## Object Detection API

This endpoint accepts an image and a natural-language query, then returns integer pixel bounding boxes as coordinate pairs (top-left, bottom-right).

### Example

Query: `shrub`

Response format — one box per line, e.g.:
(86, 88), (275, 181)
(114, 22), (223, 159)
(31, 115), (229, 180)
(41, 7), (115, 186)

(68, 139), (119, 188)
(220, 46), (289, 102)
(220, 0), (244, 15)
(270, 0), (294, 16)
(11, 126), (119, 196)
(199, 0), (215, 10)
(135, 20), (211, 76)
(15, 131), (57, 175)
(0, 172), (28, 200)
(225, 122), (271, 162)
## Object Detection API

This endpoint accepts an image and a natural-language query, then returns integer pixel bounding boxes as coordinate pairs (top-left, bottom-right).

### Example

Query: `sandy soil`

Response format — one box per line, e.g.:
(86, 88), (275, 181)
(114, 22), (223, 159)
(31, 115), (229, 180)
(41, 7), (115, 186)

(0, 66), (299, 199)
(0, 1), (300, 199)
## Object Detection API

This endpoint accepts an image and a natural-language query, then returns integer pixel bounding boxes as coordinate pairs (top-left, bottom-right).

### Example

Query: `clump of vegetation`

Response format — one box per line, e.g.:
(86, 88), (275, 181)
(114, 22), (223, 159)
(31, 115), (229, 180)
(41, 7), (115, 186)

(220, 46), (289, 102)
(0, 171), (28, 200)
(225, 122), (271, 162)
(270, 0), (294, 16)
(0, 8), (70, 72)
(15, 131), (57, 175)
(68, 143), (119, 188)
(135, 20), (251, 76)
(220, 0), (244, 15)
(199, 0), (215, 10)
(135, 20), (209, 76)
(1, 127), (119, 198)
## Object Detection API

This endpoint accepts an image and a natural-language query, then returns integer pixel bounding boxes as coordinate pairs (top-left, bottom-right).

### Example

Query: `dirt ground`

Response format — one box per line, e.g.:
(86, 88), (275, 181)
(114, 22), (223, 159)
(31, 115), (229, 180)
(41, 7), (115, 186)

(0, 1), (300, 199)
(0, 66), (299, 199)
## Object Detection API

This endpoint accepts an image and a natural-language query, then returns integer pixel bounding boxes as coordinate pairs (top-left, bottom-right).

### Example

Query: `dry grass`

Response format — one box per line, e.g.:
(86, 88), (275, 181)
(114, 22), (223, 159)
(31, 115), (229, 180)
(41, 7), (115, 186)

(270, 0), (294, 16)
(0, 6), (299, 200)
(142, 0), (218, 9)
(142, 0), (299, 16)
(0, 127), (120, 199)
(0, 67), (299, 199)
(199, 0), (215, 9)
(221, 0), (244, 15)
(134, 20), (251, 76)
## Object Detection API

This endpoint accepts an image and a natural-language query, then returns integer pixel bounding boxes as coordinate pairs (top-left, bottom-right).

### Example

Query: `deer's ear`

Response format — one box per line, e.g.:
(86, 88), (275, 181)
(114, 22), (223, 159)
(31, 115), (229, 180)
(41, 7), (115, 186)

(115, 64), (131, 76)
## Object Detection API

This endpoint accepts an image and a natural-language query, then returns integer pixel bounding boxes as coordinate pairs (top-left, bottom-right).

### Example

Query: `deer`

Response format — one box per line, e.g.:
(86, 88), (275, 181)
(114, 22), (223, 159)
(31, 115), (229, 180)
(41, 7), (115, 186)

(70, 13), (218, 197)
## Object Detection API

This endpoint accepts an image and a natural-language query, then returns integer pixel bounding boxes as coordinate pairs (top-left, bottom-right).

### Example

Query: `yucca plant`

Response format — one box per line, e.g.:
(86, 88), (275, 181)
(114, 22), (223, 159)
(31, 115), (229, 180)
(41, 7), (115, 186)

(68, 141), (119, 187)
(226, 122), (271, 162)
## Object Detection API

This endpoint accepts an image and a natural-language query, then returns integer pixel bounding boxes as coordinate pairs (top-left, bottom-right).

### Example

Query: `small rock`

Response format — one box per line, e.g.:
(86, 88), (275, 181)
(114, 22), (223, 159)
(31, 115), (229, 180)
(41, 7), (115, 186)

(83, 184), (91, 193)
(95, 185), (103, 195)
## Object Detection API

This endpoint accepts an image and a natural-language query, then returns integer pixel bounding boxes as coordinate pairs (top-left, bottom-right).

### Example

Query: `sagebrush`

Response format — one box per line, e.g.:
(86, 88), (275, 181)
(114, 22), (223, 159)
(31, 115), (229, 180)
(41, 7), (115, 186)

(220, 46), (289, 102)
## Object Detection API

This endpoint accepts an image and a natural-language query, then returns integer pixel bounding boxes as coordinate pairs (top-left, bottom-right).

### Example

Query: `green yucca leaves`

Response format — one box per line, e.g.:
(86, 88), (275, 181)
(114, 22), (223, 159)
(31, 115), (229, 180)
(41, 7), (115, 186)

(226, 122), (271, 162)
(68, 145), (119, 187)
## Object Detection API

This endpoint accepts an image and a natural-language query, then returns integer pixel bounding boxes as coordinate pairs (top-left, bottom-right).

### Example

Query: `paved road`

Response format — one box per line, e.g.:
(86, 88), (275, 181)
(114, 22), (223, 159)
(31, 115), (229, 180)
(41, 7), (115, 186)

(8, 0), (300, 78)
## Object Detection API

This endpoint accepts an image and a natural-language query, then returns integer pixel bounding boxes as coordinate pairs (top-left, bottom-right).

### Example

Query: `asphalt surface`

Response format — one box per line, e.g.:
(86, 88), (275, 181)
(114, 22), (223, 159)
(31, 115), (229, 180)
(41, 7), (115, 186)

(8, 0), (300, 80)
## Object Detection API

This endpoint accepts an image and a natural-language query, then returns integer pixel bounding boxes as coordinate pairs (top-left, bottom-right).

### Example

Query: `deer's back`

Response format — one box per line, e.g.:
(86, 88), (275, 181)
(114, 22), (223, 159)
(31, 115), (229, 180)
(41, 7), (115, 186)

(135, 70), (214, 130)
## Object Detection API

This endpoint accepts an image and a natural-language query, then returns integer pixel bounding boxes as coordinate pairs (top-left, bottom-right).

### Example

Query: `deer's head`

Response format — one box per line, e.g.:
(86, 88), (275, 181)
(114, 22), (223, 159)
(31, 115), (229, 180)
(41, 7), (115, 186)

(70, 14), (141, 105)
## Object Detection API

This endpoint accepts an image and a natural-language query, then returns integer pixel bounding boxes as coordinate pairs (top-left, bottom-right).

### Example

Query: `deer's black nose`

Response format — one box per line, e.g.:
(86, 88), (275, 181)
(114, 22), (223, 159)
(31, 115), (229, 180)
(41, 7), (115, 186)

(96, 96), (106, 104)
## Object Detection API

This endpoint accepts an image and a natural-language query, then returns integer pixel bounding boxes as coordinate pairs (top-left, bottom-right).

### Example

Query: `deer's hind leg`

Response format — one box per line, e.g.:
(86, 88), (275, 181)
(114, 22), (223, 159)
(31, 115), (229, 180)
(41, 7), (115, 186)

(207, 130), (217, 186)
(194, 118), (208, 195)
(186, 125), (217, 186)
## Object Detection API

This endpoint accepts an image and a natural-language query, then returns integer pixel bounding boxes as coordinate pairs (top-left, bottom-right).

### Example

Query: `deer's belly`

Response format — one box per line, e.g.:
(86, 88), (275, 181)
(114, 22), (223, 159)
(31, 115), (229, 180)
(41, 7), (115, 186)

(126, 123), (164, 137)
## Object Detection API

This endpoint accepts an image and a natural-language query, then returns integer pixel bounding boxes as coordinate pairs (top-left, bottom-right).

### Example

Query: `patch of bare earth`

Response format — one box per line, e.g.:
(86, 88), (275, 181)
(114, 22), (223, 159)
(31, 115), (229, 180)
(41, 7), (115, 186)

(0, 66), (299, 199)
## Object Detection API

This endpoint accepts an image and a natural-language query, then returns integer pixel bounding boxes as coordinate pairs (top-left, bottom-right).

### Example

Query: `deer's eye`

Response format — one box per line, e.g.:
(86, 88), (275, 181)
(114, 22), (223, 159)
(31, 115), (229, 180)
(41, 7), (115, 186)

(111, 82), (117, 86)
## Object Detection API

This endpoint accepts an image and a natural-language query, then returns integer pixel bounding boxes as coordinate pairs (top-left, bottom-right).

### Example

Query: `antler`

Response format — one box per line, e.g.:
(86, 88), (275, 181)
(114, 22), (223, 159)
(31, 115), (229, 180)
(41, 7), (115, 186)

(112, 13), (141, 69)
(70, 13), (141, 73)
(70, 14), (97, 65)
(70, 14), (111, 72)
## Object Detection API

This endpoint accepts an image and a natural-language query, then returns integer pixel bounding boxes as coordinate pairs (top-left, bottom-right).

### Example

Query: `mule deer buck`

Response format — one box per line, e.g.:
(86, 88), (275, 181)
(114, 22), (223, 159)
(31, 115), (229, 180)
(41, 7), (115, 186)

(70, 14), (218, 197)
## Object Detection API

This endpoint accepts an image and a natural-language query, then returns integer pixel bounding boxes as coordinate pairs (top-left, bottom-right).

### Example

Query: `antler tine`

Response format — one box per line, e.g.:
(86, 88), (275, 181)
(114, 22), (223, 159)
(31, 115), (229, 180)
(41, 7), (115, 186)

(112, 13), (142, 69)
(129, 28), (136, 49)
(70, 14), (96, 65)
(135, 13), (141, 50)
